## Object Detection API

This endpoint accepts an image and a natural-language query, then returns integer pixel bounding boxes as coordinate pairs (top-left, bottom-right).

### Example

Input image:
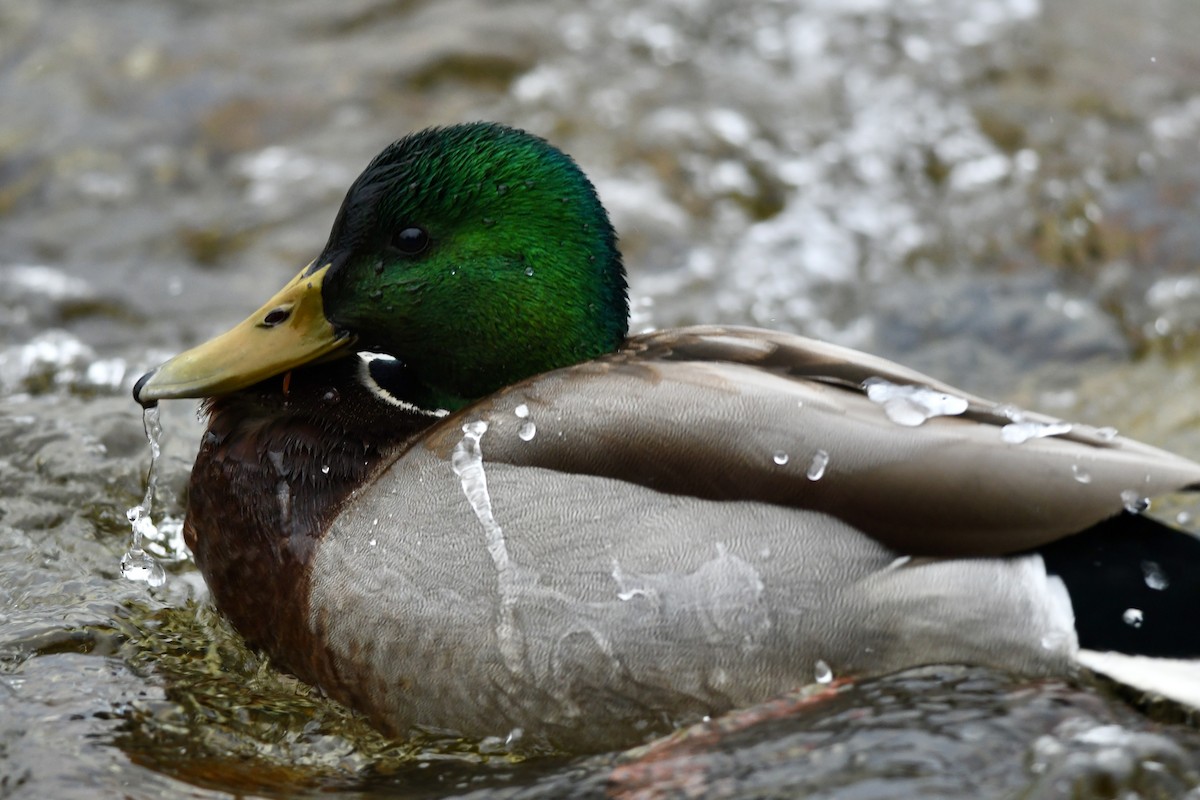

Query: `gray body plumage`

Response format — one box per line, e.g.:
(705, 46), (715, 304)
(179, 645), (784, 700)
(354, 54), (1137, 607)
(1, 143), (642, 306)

(304, 327), (1200, 749)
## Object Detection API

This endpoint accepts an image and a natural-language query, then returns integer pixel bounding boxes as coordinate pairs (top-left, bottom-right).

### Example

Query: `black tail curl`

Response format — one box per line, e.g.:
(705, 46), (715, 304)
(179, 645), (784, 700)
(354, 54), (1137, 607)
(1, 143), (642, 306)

(1038, 512), (1200, 658)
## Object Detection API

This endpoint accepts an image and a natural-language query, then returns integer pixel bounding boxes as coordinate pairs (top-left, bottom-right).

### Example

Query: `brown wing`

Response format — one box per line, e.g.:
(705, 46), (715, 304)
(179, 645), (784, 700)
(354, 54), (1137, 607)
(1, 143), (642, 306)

(418, 325), (1200, 556)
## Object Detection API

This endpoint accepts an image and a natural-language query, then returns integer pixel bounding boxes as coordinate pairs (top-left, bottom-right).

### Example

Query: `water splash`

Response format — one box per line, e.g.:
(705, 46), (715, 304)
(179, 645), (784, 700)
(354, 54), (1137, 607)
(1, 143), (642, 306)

(999, 420), (1073, 444)
(121, 405), (167, 588)
(863, 378), (968, 427)
(478, 726), (526, 755)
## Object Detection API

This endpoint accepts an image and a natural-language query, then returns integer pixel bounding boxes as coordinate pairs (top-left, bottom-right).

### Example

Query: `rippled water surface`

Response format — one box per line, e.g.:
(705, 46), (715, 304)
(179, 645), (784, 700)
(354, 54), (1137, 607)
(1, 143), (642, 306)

(4, 0), (1200, 796)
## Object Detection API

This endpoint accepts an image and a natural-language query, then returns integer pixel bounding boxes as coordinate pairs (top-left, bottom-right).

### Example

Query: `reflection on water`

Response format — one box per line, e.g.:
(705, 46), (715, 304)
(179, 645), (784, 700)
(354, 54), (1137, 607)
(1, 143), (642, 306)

(3, 0), (1200, 796)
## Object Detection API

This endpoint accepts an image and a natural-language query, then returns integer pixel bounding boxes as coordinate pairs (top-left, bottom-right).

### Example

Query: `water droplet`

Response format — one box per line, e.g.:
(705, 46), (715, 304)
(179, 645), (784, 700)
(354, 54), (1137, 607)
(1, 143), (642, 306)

(120, 547), (166, 588)
(1120, 489), (1150, 514)
(1000, 420), (1073, 444)
(1071, 464), (1091, 484)
(1096, 426), (1119, 442)
(514, 403), (529, 419)
(524, 266), (535, 277)
(518, 421), (537, 441)
(1141, 560), (1169, 591)
(1122, 608), (1144, 628)
(320, 465), (330, 475)
(806, 449), (829, 481)
(863, 378), (969, 427)
(772, 450), (789, 465)
(814, 659), (833, 684)
(995, 404), (1024, 422)
(1177, 511), (1193, 526)
(368, 538), (377, 547)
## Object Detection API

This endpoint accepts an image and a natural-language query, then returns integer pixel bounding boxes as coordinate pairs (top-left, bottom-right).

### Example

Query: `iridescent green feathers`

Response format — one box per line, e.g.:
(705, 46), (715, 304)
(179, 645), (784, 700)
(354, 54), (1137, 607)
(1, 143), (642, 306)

(319, 123), (628, 411)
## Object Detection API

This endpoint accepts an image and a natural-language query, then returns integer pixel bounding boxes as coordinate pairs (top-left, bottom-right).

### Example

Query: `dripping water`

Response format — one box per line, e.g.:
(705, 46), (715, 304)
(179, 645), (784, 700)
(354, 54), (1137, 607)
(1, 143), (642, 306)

(121, 404), (167, 587)
(451, 420), (523, 670)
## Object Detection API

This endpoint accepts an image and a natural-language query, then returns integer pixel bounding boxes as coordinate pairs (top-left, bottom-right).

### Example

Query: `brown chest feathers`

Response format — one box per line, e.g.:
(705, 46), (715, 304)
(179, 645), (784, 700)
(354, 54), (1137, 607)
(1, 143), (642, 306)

(183, 358), (434, 694)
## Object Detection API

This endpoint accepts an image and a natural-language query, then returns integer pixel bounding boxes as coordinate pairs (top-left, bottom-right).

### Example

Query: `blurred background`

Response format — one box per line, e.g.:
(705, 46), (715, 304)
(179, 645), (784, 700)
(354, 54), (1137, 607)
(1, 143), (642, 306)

(3, 0), (1200, 797)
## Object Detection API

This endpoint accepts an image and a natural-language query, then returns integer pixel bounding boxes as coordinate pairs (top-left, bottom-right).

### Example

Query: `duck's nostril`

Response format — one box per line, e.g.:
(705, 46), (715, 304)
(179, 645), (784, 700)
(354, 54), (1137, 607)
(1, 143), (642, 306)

(262, 308), (292, 327)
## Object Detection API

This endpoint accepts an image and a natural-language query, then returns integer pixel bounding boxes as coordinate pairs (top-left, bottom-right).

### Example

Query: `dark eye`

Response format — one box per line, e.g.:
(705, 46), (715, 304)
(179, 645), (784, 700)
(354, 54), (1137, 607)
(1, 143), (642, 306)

(391, 226), (430, 255)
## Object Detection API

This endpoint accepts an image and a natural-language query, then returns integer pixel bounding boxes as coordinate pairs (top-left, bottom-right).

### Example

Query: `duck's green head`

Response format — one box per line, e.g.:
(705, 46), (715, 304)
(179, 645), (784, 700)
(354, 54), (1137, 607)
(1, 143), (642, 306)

(134, 123), (628, 411)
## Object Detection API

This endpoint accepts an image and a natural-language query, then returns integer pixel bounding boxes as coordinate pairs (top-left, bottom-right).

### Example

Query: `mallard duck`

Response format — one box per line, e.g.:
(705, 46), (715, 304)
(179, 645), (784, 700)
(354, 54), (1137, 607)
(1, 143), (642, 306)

(134, 122), (1200, 752)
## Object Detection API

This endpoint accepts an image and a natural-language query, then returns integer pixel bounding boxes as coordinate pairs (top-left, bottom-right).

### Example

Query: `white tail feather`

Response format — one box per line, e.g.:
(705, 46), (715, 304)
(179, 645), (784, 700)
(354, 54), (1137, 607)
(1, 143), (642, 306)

(1076, 650), (1200, 709)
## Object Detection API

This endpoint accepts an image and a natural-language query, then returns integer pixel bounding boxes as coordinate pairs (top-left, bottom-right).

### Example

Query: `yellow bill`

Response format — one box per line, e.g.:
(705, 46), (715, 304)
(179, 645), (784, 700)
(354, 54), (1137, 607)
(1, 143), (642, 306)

(134, 263), (355, 405)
